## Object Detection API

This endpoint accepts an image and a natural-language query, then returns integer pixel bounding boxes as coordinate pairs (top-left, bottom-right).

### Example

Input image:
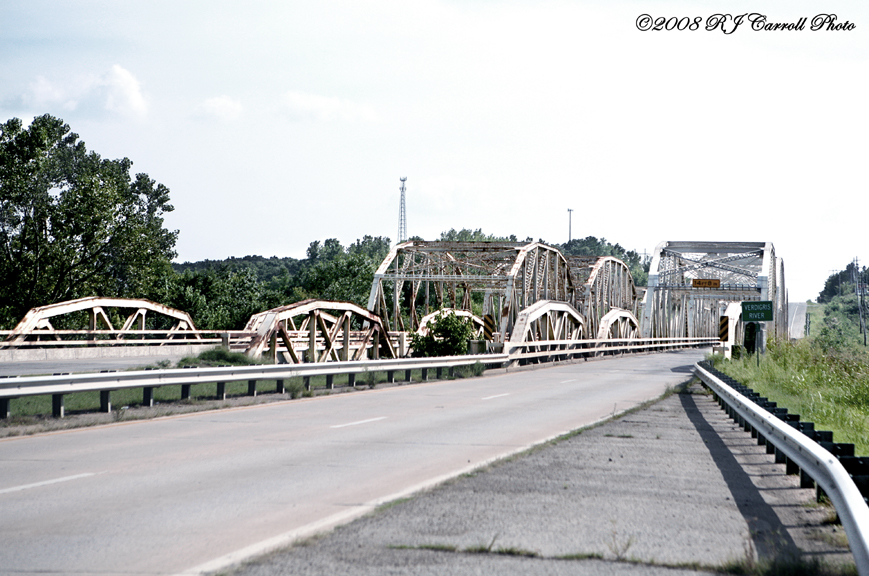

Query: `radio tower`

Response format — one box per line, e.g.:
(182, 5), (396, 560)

(398, 177), (407, 243)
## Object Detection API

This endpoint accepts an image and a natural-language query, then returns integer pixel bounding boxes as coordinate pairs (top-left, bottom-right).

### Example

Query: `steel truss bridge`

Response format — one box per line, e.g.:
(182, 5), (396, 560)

(641, 241), (787, 348)
(1, 240), (784, 362)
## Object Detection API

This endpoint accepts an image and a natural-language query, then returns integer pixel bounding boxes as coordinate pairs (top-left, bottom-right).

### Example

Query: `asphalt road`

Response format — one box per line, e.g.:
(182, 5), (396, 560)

(0, 350), (705, 576)
(789, 301), (807, 339)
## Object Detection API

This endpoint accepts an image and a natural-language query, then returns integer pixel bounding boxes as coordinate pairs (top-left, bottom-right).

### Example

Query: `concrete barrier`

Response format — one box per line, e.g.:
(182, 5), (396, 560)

(0, 344), (218, 363)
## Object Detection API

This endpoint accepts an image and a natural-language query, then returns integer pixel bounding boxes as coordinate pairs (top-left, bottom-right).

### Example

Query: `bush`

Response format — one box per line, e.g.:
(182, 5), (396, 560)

(176, 347), (258, 367)
(410, 311), (475, 357)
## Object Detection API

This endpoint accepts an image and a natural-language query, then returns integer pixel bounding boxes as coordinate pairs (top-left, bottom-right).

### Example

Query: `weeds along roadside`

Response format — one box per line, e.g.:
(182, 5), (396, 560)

(710, 338), (869, 455)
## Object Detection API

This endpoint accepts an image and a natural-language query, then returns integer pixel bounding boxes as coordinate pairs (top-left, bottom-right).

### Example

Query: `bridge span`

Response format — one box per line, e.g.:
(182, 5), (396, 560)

(1, 240), (785, 364)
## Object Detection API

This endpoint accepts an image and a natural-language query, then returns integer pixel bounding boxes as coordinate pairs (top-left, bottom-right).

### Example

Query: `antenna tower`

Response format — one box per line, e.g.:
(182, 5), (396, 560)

(398, 177), (407, 243)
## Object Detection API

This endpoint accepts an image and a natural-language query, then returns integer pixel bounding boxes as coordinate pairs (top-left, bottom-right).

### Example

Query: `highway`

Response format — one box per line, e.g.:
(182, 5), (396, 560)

(0, 350), (706, 575)
(789, 301), (808, 339)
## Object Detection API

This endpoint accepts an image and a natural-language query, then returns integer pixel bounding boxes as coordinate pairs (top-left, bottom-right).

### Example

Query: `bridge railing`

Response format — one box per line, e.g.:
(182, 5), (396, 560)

(505, 336), (717, 362)
(0, 330), (253, 348)
(694, 361), (869, 573)
(0, 337), (715, 420)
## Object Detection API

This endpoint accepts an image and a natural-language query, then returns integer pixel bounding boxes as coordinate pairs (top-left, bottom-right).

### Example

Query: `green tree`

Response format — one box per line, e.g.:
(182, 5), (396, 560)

(158, 267), (276, 330)
(410, 310), (475, 357)
(439, 228), (516, 242)
(0, 114), (177, 327)
(560, 236), (649, 286)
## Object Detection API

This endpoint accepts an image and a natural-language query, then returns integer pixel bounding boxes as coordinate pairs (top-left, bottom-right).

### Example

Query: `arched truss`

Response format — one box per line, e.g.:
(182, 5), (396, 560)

(3, 297), (198, 345)
(244, 299), (397, 362)
(640, 241), (787, 342)
(596, 308), (640, 340)
(568, 256), (638, 338)
(416, 309), (485, 338)
(367, 241), (576, 342)
(508, 300), (585, 344)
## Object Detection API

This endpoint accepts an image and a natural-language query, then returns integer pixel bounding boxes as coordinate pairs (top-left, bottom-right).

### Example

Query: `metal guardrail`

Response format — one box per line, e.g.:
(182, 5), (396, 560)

(694, 361), (869, 573)
(0, 354), (509, 417)
(0, 337), (716, 420)
(505, 337), (717, 361)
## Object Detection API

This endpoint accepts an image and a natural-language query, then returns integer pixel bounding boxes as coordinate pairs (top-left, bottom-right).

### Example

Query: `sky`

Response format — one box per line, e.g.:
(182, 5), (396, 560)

(1, 0), (866, 302)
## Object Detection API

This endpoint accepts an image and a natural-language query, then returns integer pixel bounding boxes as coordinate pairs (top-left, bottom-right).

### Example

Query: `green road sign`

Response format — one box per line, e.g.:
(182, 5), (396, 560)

(742, 301), (773, 322)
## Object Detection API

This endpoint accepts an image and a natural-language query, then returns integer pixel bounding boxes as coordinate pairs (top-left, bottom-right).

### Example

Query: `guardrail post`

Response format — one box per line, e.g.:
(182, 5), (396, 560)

(143, 387), (154, 407)
(181, 384), (191, 400)
(436, 367), (443, 379)
(52, 394), (64, 418)
(421, 368), (428, 381)
(386, 371), (395, 384)
(303, 377), (311, 391)
(1, 397), (11, 419)
(276, 379), (285, 394)
(348, 373), (356, 387)
(216, 382), (226, 400)
(326, 375), (334, 390)
(248, 380), (258, 397)
(404, 369), (412, 383)
(100, 390), (112, 413)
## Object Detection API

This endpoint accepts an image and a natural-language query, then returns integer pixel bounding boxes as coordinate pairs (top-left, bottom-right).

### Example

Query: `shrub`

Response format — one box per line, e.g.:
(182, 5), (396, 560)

(410, 310), (475, 357)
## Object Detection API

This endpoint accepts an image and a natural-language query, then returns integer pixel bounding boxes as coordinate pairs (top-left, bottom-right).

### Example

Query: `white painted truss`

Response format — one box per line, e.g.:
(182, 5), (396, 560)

(640, 241), (787, 344)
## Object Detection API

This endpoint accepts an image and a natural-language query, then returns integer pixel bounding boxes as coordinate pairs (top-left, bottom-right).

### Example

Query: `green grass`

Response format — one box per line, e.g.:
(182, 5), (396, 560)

(712, 338), (869, 454)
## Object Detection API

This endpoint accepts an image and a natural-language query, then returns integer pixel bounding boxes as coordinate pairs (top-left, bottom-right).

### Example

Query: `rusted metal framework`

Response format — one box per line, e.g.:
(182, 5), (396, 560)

(367, 241), (576, 342)
(640, 241), (787, 343)
(568, 256), (639, 338)
(243, 299), (398, 362)
(1, 297), (199, 347)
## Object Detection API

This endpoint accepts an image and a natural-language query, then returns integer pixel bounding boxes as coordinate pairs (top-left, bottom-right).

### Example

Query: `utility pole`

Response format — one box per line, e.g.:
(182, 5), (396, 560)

(857, 257), (867, 346)
(567, 208), (573, 243)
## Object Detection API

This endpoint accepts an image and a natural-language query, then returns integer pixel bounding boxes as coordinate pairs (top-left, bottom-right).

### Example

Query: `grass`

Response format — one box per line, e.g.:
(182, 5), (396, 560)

(711, 338), (869, 454)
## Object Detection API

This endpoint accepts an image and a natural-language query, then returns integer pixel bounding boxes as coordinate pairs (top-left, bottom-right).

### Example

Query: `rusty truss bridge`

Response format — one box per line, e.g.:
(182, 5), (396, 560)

(2, 240), (782, 363)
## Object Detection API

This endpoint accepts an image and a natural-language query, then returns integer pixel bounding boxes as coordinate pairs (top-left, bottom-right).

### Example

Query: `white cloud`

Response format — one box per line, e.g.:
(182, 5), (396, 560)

(282, 90), (377, 122)
(103, 65), (148, 117)
(195, 95), (243, 121)
(16, 65), (148, 118)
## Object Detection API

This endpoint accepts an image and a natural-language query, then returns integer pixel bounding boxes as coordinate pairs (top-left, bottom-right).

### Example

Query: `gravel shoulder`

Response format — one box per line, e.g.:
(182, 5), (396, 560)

(225, 383), (855, 576)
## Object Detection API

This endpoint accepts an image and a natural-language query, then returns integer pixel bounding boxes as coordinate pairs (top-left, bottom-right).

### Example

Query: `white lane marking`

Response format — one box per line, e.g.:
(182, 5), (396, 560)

(481, 393), (509, 400)
(177, 411), (622, 576)
(560, 379), (576, 384)
(0, 472), (97, 495)
(330, 416), (386, 429)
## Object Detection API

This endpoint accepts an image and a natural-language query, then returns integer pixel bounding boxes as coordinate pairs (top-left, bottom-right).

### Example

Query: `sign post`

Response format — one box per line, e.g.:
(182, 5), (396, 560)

(741, 301), (773, 362)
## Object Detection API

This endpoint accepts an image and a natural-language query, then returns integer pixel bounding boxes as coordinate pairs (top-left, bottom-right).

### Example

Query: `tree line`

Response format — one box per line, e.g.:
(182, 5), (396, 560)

(1, 114), (649, 331)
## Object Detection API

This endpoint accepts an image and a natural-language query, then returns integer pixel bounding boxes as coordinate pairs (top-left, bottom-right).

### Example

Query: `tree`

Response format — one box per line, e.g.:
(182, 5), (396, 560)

(158, 267), (276, 330)
(560, 236), (649, 286)
(0, 115), (178, 327)
(439, 228), (516, 242)
(410, 310), (475, 357)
